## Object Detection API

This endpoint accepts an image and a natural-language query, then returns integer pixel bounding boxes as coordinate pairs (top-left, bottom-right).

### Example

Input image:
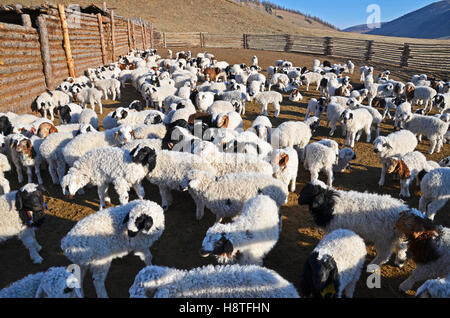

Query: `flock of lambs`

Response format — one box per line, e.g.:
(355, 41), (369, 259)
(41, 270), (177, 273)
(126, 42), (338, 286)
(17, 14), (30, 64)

(0, 47), (449, 298)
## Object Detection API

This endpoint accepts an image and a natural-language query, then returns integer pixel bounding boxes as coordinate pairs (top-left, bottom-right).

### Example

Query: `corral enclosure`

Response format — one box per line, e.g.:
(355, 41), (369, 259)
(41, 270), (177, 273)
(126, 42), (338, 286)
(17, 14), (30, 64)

(0, 3), (449, 299)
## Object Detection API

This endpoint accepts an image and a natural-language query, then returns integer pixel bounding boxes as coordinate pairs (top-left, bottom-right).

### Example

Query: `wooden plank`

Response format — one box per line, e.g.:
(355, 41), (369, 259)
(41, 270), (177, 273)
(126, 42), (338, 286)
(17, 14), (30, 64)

(110, 10), (116, 61)
(36, 15), (54, 89)
(58, 3), (76, 78)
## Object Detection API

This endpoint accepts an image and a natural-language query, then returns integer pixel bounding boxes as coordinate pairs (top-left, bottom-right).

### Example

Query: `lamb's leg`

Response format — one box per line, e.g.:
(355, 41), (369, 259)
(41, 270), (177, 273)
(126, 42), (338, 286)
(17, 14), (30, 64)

(289, 176), (296, 192)
(78, 265), (88, 298)
(274, 103), (280, 118)
(350, 133), (356, 148)
(394, 239), (408, 268)
(89, 99), (95, 113)
(113, 179), (130, 205)
(399, 265), (432, 292)
(329, 121), (336, 136)
(325, 167), (334, 187)
(343, 279), (358, 298)
(117, 88), (121, 100)
(264, 103), (268, 117)
(97, 184), (109, 209)
(159, 186), (172, 211)
(26, 167), (33, 184)
(29, 229), (42, 251)
(18, 229), (43, 264)
(0, 177), (10, 194)
(56, 160), (67, 186)
(49, 108), (55, 121)
(102, 89), (108, 100)
(91, 262), (111, 298)
(34, 158), (43, 185)
(426, 198), (448, 221)
(111, 89), (116, 101)
(378, 162), (387, 187)
(369, 242), (393, 266)
(365, 127), (372, 143)
(402, 179), (412, 198)
(132, 183), (145, 200)
(428, 138), (437, 154)
(419, 196), (431, 213)
(97, 100), (103, 115)
(48, 160), (59, 185)
(195, 200), (205, 221)
(309, 169), (319, 182)
(134, 249), (152, 265)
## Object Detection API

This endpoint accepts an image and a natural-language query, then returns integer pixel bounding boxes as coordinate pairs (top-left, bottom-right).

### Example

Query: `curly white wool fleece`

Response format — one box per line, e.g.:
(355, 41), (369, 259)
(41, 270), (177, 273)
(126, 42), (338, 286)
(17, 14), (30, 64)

(62, 126), (126, 166)
(133, 124), (167, 140)
(193, 141), (273, 177)
(201, 195), (280, 265)
(0, 190), (43, 264)
(61, 147), (146, 208)
(303, 141), (338, 186)
(0, 267), (82, 298)
(0, 153), (11, 194)
(271, 117), (318, 150)
(312, 229), (367, 298)
(416, 275), (450, 298)
(142, 150), (216, 211)
(309, 180), (409, 267)
(129, 264), (299, 298)
(373, 129), (418, 187)
(268, 147), (299, 192)
(61, 200), (165, 298)
(182, 170), (288, 221)
(419, 167), (450, 220)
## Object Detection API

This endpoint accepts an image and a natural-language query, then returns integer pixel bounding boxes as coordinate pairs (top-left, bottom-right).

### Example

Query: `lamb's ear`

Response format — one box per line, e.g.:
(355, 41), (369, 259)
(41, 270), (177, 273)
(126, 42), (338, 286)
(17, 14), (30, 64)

(50, 125), (58, 134)
(153, 115), (162, 124)
(349, 113), (353, 120)
(223, 237), (234, 258)
(122, 213), (130, 224)
(188, 178), (202, 190)
(121, 110), (128, 119)
(218, 115), (229, 128)
(398, 160), (411, 179)
(15, 190), (24, 212)
(279, 153), (289, 169)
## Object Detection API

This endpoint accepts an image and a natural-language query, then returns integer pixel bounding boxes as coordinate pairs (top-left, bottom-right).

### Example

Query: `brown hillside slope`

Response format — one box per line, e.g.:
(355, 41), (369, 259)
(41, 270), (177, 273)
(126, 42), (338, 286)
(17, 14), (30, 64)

(2, 1), (450, 44)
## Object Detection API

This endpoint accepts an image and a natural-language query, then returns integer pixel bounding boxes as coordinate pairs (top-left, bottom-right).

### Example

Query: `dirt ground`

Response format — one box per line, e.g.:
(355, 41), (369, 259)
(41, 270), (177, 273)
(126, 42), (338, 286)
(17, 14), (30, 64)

(0, 48), (449, 298)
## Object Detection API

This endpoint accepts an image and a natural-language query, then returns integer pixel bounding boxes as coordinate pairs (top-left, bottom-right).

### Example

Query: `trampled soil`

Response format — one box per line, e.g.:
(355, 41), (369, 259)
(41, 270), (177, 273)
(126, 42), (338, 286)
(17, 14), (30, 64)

(0, 48), (448, 298)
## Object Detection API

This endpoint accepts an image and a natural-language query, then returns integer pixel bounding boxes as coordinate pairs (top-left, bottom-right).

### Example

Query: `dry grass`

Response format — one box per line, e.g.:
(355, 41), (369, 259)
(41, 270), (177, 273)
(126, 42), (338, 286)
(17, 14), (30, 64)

(3, 0), (450, 44)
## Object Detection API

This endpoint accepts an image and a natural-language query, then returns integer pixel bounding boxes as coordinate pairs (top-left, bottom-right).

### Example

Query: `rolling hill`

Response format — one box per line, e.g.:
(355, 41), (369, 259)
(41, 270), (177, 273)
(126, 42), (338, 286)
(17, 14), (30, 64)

(363, 0), (450, 39)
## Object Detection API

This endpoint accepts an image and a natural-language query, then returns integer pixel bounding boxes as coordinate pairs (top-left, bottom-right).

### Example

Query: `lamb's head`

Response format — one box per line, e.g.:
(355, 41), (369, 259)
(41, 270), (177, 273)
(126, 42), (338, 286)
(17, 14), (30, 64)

(114, 126), (136, 145)
(179, 169), (214, 192)
(394, 82), (405, 96)
(128, 100), (145, 111)
(300, 251), (339, 298)
(338, 147), (356, 164)
(111, 107), (130, 120)
(252, 124), (271, 142)
(373, 136), (393, 155)
(199, 231), (234, 263)
(0, 116), (13, 136)
(339, 109), (354, 125)
(76, 124), (96, 136)
(57, 81), (73, 95)
(399, 111), (413, 128)
(270, 149), (290, 176)
(297, 181), (339, 227)
(386, 157), (411, 179)
(144, 112), (163, 125)
(123, 203), (162, 238)
(439, 156), (450, 167)
(405, 82), (415, 101)
(130, 146), (157, 172)
(15, 183), (47, 228)
(13, 138), (36, 162)
(56, 105), (72, 124)
(305, 116), (320, 134)
(289, 89), (303, 102)
(35, 267), (83, 298)
(247, 81), (264, 100)
(37, 122), (58, 139)
(433, 94), (447, 112)
(130, 266), (180, 298)
(346, 97), (359, 108)
(33, 92), (52, 114)
(61, 168), (89, 198)
(382, 83), (394, 94)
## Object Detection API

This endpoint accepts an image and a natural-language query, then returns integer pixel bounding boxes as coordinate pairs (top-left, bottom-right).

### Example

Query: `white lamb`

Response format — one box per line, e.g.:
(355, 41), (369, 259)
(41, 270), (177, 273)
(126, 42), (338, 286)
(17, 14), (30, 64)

(298, 180), (409, 267)
(271, 117), (319, 154)
(419, 168), (450, 220)
(399, 111), (448, 154)
(347, 97), (382, 138)
(367, 83), (394, 107)
(250, 115), (272, 142)
(61, 147), (146, 209)
(305, 97), (327, 121)
(299, 229), (366, 298)
(0, 184), (46, 264)
(78, 108), (99, 130)
(0, 266), (82, 298)
(61, 200), (165, 298)
(72, 86), (103, 114)
(326, 101), (347, 137)
(373, 129), (418, 187)
(254, 91), (283, 118)
(33, 90), (71, 121)
(340, 108), (373, 147)
(129, 264), (299, 298)
(303, 140), (339, 186)
(180, 170), (288, 222)
(300, 72), (323, 91)
(92, 78), (121, 101)
(195, 91), (215, 112)
(268, 147), (299, 192)
(199, 194), (280, 265)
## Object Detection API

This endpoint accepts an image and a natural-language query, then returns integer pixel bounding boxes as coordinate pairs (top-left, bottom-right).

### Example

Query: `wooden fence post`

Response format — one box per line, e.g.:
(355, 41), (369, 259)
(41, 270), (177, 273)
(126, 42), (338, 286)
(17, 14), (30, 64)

(243, 34), (248, 49)
(58, 4), (75, 78)
(365, 40), (374, 62)
(110, 10), (116, 62)
(36, 15), (54, 90)
(97, 13), (107, 65)
(284, 34), (293, 52)
(163, 32), (167, 48)
(141, 20), (147, 49)
(200, 32), (205, 48)
(323, 37), (332, 56)
(21, 14), (32, 27)
(400, 43), (410, 67)
(127, 19), (132, 51)
(131, 22), (136, 49)
(149, 23), (154, 48)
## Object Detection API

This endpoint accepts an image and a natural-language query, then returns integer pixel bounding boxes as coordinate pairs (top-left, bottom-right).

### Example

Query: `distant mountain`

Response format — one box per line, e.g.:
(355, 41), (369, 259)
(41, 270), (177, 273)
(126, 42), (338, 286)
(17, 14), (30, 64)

(367, 0), (450, 39)
(343, 23), (387, 34)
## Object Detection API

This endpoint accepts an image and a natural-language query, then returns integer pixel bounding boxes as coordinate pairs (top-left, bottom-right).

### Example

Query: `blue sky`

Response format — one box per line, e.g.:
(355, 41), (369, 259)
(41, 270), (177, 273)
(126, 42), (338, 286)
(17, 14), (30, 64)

(271, 0), (438, 29)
